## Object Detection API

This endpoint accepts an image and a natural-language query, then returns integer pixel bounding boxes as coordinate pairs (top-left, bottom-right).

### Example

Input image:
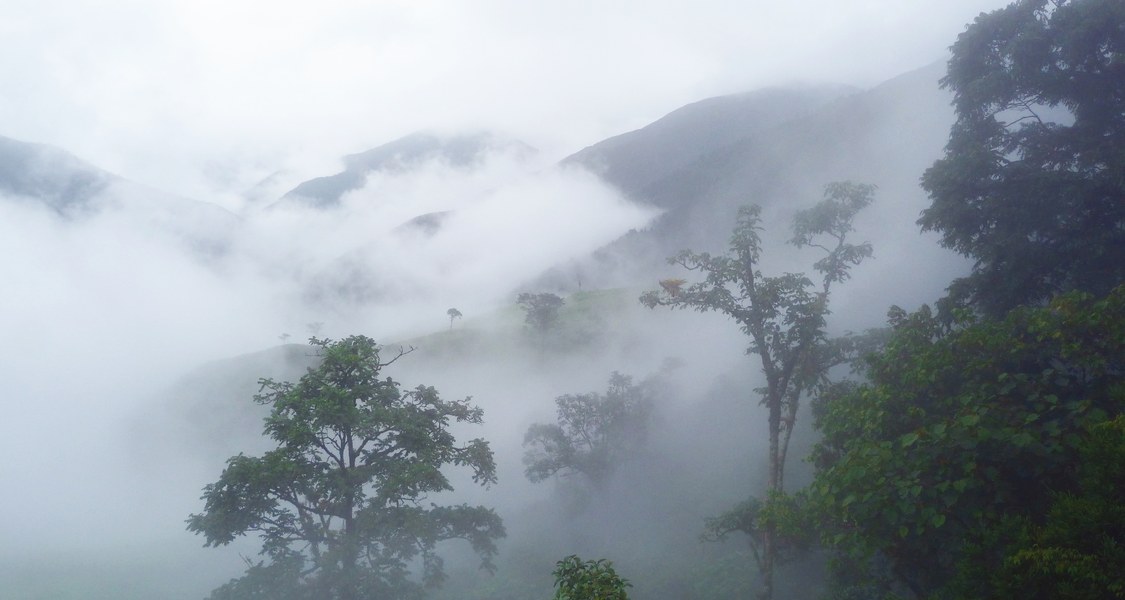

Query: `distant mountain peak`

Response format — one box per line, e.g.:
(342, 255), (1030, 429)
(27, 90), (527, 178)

(563, 84), (858, 205)
(538, 63), (961, 307)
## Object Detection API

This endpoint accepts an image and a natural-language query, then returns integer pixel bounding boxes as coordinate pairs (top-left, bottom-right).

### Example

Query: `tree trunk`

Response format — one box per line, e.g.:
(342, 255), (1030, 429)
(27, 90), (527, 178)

(761, 392), (782, 600)
(340, 432), (359, 600)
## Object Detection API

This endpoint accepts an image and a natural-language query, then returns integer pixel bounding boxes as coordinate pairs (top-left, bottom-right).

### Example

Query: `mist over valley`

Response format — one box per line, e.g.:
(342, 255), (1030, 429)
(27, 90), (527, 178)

(0, 62), (961, 598)
(3, 1), (1119, 598)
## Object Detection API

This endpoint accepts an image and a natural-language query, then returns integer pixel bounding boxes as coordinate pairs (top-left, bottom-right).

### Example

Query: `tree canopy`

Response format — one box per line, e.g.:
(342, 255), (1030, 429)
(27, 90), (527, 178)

(807, 286), (1125, 598)
(992, 416), (1125, 599)
(920, 0), (1125, 317)
(517, 292), (565, 334)
(187, 335), (505, 600)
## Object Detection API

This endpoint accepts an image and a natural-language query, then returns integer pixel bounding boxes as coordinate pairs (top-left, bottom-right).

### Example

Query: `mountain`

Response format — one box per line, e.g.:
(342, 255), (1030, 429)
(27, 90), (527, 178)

(564, 84), (856, 206)
(263, 63), (964, 315)
(545, 62), (965, 304)
(0, 134), (239, 255)
(275, 132), (536, 209)
(0, 135), (116, 216)
(1, 61), (963, 318)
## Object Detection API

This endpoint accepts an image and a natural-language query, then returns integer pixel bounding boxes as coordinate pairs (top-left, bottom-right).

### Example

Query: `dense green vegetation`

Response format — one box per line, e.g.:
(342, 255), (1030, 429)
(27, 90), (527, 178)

(803, 1), (1125, 597)
(807, 288), (1124, 598)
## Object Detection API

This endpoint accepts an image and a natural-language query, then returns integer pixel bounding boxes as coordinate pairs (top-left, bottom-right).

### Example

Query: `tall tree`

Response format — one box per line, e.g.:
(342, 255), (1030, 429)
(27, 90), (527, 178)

(447, 307), (462, 330)
(641, 181), (874, 600)
(187, 335), (505, 600)
(920, 0), (1125, 318)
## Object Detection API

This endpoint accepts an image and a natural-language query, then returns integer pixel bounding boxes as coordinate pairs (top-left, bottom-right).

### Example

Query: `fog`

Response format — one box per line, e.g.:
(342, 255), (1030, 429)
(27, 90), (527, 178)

(0, 146), (662, 593)
(0, 142), (961, 598)
(0, 1), (1017, 598)
(2, 0), (1012, 203)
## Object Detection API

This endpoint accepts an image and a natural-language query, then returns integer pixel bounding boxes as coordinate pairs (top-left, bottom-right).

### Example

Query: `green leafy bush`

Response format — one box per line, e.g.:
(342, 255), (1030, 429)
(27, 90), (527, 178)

(551, 555), (631, 600)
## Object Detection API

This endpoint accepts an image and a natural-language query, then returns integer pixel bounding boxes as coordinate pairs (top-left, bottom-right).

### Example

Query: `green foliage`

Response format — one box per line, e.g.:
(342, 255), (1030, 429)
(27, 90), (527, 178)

(920, 0), (1125, 317)
(808, 286), (1125, 598)
(640, 181), (874, 491)
(701, 491), (813, 574)
(990, 416), (1125, 599)
(552, 555), (631, 600)
(187, 335), (505, 600)
(523, 372), (655, 488)
(518, 292), (566, 334)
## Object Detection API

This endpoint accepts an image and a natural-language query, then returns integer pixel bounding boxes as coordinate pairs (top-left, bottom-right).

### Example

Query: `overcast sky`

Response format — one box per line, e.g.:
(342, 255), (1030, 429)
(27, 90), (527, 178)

(1, 0), (1012, 205)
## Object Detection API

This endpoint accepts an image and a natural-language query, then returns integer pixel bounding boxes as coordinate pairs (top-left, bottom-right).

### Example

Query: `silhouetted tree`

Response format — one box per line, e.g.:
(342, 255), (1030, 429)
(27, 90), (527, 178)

(447, 307), (462, 330)
(523, 372), (655, 488)
(517, 292), (565, 334)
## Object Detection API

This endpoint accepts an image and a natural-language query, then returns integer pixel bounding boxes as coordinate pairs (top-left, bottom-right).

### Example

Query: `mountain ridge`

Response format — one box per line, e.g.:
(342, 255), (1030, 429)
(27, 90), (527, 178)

(0, 134), (117, 216)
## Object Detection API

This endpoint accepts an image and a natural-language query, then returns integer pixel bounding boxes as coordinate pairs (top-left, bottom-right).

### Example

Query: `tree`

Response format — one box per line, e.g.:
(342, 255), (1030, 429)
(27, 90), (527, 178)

(523, 372), (655, 488)
(806, 286), (1125, 598)
(640, 181), (874, 600)
(186, 335), (505, 600)
(551, 555), (631, 600)
(516, 292), (565, 334)
(447, 307), (462, 330)
(700, 491), (813, 585)
(993, 416), (1125, 600)
(919, 0), (1125, 318)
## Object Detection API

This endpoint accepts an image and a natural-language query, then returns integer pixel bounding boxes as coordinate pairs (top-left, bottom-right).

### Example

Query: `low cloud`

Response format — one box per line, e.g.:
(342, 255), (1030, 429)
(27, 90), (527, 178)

(231, 153), (658, 337)
(0, 151), (655, 570)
